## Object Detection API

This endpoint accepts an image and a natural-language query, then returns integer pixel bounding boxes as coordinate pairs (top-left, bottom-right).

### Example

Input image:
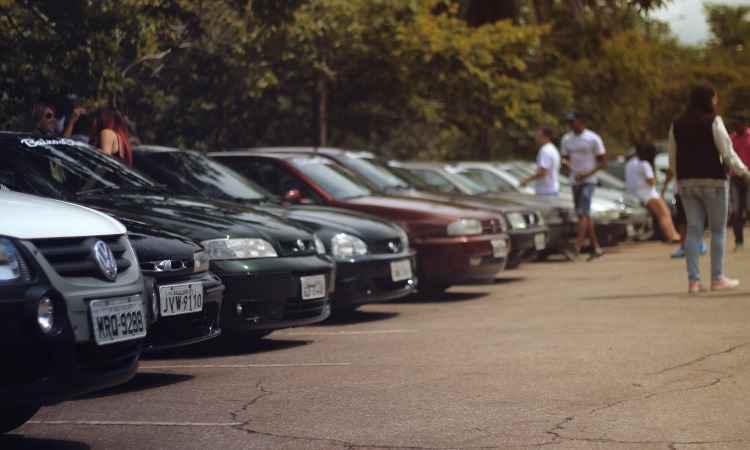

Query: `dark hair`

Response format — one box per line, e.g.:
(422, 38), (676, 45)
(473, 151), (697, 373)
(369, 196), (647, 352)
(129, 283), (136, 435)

(31, 102), (54, 123)
(635, 142), (657, 169)
(539, 125), (556, 140)
(686, 83), (717, 117)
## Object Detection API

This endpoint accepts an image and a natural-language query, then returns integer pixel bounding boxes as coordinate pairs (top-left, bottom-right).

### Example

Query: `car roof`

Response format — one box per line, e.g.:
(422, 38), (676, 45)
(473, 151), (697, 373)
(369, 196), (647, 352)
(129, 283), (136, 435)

(133, 145), (182, 153)
(217, 147), (377, 159)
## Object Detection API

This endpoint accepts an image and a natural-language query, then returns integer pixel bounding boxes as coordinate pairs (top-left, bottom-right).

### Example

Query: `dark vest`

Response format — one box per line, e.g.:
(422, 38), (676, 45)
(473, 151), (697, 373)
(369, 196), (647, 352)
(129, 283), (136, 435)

(673, 114), (725, 180)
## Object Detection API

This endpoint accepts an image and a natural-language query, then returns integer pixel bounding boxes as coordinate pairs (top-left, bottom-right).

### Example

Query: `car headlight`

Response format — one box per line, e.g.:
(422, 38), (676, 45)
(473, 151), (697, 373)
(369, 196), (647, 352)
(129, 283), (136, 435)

(313, 234), (327, 255)
(0, 238), (28, 284)
(331, 233), (368, 258)
(446, 219), (483, 236)
(506, 212), (527, 230)
(200, 238), (278, 260)
(193, 250), (210, 272)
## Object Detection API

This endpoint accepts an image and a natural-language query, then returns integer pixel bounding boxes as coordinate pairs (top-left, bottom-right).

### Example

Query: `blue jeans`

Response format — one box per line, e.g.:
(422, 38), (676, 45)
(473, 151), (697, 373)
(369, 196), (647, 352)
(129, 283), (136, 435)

(572, 183), (595, 217)
(679, 183), (729, 282)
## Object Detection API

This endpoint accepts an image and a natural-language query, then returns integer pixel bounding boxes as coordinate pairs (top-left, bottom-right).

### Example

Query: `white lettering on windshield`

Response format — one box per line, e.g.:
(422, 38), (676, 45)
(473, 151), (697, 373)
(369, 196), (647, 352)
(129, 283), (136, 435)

(20, 138), (80, 148)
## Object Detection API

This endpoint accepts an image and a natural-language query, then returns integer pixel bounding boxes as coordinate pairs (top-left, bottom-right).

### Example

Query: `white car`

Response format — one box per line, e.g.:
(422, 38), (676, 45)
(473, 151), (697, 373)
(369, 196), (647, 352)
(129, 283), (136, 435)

(0, 191), (146, 433)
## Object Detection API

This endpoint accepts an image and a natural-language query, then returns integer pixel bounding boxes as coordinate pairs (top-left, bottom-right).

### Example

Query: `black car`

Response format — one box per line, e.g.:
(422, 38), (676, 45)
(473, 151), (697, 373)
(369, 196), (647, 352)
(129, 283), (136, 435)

(131, 146), (418, 310)
(113, 216), (225, 350)
(0, 133), (335, 338)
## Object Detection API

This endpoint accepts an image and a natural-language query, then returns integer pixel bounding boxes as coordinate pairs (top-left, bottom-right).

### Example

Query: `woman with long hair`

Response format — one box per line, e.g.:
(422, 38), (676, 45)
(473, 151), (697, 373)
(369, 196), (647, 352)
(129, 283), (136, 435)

(668, 84), (750, 293)
(89, 108), (132, 165)
(626, 142), (680, 242)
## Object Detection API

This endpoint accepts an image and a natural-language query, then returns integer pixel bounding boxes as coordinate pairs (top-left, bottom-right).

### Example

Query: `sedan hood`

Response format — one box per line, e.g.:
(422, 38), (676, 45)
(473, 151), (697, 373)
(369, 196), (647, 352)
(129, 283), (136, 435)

(342, 195), (500, 222)
(258, 204), (402, 241)
(77, 193), (314, 245)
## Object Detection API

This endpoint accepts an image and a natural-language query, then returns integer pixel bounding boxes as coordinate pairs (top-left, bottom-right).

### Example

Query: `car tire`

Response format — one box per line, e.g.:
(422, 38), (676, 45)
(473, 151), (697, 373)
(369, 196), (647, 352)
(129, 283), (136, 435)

(0, 404), (40, 434)
(506, 251), (523, 270)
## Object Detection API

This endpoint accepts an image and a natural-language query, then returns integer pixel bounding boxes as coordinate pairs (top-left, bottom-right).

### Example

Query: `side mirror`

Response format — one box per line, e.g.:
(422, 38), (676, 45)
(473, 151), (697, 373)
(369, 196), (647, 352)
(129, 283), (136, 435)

(284, 189), (302, 203)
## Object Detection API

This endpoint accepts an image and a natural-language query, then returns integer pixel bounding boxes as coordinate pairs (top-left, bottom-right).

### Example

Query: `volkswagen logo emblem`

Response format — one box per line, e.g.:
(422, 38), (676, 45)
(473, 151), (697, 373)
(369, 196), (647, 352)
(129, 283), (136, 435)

(388, 240), (400, 253)
(93, 240), (118, 281)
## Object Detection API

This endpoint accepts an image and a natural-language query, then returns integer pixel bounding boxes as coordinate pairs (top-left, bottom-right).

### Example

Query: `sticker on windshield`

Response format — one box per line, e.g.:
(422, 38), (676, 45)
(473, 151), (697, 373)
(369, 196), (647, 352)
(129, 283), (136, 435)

(20, 138), (80, 148)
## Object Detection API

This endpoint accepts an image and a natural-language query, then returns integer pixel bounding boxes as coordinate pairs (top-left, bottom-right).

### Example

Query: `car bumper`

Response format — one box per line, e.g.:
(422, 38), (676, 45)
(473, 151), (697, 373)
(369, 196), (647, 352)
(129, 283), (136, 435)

(332, 251), (418, 308)
(144, 271), (225, 352)
(0, 296), (140, 406)
(413, 233), (509, 286)
(508, 227), (549, 261)
(594, 220), (630, 246)
(211, 255), (334, 333)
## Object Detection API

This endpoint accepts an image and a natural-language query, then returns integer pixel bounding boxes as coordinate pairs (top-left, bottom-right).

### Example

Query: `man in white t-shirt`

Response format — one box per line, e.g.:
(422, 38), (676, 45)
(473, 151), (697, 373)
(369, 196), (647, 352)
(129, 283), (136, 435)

(560, 112), (607, 261)
(521, 126), (560, 196)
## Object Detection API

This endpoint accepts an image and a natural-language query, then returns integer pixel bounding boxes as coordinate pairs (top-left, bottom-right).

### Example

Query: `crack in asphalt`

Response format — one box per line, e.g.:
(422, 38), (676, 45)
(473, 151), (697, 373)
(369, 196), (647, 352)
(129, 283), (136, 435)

(648, 343), (750, 376)
(226, 378), (501, 450)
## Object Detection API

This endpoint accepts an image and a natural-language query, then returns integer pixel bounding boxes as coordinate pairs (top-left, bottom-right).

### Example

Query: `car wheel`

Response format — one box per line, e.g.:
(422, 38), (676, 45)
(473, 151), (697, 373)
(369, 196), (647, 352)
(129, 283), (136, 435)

(505, 251), (523, 270)
(0, 404), (40, 434)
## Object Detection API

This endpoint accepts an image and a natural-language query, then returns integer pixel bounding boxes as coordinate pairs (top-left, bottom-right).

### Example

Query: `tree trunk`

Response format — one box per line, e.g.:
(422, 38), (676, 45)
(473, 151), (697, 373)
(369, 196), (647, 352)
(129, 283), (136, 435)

(315, 75), (328, 147)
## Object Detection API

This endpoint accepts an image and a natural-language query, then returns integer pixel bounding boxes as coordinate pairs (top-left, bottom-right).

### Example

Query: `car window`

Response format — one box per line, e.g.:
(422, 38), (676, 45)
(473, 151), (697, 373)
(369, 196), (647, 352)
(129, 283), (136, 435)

(446, 172), (489, 195)
(217, 157), (322, 203)
(404, 168), (458, 194)
(457, 168), (516, 193)
(4, 137), (158, 199)
(289, 157), (371, 200)
(135, 151), (270, 202)
(341, 156), (410, 190)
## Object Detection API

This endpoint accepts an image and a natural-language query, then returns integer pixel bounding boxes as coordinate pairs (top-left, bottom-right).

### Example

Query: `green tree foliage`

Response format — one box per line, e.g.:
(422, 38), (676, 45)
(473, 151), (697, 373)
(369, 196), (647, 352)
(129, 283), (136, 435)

(0, 0), (747, 160)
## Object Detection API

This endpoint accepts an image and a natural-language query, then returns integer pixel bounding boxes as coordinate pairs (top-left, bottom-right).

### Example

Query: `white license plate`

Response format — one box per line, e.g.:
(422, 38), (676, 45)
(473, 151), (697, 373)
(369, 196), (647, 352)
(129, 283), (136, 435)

(89, 297), (147, 346)
(301, 274), (327, 300)
(534, 233), (547, 251)
(627, 224), (636, 237)
(159, 282), (203, 317)
(491, 239), (508, 258)
(390, 259), (412, 282)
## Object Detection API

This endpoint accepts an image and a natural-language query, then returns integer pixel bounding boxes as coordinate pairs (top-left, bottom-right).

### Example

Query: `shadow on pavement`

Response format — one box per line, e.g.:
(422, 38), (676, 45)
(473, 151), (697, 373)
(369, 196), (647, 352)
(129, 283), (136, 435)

(0, 435), (90, 450)
(319, 310), (399, 326)
(144, 337), (313, 360)
(78, 372), (193, 400)
(493, 276), (526, 285)
(393, 290), (489, 304)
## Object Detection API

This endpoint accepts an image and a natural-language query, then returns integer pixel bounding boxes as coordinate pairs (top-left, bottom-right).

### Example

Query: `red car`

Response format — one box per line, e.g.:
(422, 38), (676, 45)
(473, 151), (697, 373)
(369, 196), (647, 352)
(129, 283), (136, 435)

(209, 151), (510, 294)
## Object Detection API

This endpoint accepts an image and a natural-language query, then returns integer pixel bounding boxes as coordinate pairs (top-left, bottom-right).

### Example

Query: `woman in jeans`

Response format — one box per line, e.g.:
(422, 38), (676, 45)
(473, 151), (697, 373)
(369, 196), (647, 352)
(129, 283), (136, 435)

(668, 84), (750, 293)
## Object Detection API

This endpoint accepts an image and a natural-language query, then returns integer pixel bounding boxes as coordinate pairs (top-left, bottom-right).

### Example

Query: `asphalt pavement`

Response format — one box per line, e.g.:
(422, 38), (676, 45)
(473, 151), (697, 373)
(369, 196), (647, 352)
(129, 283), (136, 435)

(7, 242), (750, 450)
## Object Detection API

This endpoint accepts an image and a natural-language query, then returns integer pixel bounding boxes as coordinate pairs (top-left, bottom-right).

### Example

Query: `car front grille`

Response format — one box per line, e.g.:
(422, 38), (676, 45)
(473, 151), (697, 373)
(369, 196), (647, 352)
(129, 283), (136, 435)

(278, 239), (317, 257)
(32, 235), (132, 280)
(481, 218), (504, 234)
(371, 238), (405, 255)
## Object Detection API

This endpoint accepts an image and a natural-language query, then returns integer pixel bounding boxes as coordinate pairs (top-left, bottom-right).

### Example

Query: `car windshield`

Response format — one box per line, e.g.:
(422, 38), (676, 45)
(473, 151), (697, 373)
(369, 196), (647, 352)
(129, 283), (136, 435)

(458, 168), (517, 193)
(137, 150), (270, 202)
(342, 156), (411, 190)
(9, 137), (162, 197)
(387, 165), (431, 189)
(444, 171), (489, 195)
(290, 157), (372, 199)
(597, 170), (626, 190)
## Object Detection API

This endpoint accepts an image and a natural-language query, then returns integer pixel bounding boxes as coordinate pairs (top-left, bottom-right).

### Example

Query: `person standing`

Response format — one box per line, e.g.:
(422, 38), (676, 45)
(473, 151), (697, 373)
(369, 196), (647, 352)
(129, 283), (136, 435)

(625, 143), (681, 242)
(560, 112), (607, 261)
(730, 116), (750, 250)
(89, 108), (133, 165)
(668, 84), (750, 293)
(520, 125), (560, 197)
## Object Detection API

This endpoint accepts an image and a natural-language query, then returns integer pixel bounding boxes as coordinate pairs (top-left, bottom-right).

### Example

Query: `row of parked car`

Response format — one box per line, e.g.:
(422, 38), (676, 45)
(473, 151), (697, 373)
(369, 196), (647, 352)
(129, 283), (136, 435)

(0, 132), (653, 432)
